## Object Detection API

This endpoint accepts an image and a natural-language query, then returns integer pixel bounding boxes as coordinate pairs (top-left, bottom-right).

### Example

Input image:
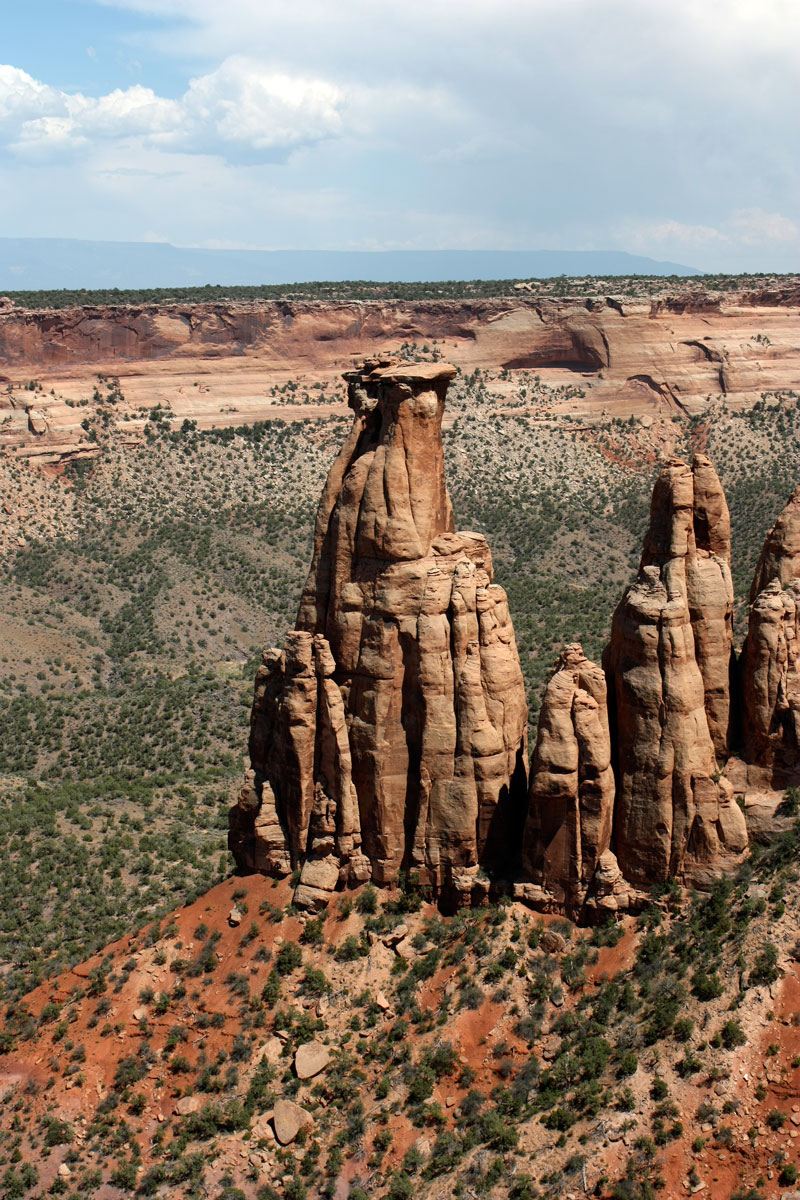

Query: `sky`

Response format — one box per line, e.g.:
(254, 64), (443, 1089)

(0, 0), (798, 272)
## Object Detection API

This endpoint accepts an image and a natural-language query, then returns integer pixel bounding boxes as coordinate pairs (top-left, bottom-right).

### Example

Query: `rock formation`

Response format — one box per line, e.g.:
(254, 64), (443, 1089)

(750, 485), (800, 601)
(231, 366), (800, 912)
(740, 579), (800, 777)
(231, 359), (528, 907)
(603, 457), (748, 889)
(740, 486), (800, 783)
(520, 644), (618, 915)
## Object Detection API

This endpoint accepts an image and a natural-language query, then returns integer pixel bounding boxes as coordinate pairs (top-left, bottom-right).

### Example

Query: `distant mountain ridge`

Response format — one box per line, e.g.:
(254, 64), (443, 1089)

(0, 238), (700, 290)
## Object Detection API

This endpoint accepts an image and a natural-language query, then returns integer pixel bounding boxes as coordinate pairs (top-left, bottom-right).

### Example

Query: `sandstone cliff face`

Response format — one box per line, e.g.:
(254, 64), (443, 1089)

(603, 457), (747, 889)
(231, 360), (528, 906)
(521, 644), (617, 915)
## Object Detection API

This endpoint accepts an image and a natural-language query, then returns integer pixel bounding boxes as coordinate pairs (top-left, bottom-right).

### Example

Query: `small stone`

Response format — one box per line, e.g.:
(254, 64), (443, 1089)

(375, 991), (390, 1011)
(540, 929), (567, 954)
(383, 924), (408, 946)
(412, 1136), (432, 1160)
(58, 1165), (71, 1179)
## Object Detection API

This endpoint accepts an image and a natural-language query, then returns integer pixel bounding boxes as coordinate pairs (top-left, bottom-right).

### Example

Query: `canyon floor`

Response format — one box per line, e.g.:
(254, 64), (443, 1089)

(0, 279), (800, 1199)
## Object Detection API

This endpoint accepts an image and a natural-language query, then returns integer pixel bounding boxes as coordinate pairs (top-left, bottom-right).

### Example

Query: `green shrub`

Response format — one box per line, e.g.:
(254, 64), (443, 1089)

(275, 942), (302, 975)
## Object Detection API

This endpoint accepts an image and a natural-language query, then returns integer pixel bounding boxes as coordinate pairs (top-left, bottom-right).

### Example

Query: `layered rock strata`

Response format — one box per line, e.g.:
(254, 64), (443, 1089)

(603, 457), (748, 889)
(231, 359), (528, 906)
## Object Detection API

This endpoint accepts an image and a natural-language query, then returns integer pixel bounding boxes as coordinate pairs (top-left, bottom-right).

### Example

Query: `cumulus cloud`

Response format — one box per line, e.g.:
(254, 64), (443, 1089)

(0, 59), (347, 163)
(628, 209), (800, 250)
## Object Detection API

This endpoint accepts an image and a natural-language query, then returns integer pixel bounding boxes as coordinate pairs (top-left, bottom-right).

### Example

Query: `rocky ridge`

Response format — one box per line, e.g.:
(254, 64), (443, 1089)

(231, 360), (800, 916)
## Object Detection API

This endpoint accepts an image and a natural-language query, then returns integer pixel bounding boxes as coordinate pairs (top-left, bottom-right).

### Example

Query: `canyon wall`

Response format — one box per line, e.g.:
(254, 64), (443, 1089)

(2, 290), (799, 417)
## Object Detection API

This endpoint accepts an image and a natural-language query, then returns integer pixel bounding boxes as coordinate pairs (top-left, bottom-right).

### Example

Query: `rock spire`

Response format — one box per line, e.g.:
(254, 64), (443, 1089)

(603, 457), (747, 889)
(231, 359), (528, 907)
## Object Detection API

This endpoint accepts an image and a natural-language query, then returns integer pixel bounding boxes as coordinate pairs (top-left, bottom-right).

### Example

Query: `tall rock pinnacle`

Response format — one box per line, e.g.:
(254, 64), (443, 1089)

(603, 457), (747, 889)
(522, 643), (617, 916)
(231, 360), (528, 907)
(741, 485), (800, 782)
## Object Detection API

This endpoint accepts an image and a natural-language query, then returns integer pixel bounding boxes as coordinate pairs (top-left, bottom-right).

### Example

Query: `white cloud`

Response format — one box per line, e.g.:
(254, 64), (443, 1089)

(0, 59), (347, 163)
(628, 209), (800, 251)
(727, 208), (800, 245)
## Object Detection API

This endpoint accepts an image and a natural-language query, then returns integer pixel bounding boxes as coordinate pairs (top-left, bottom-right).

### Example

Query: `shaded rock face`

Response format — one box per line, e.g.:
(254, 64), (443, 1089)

(603, 457), (747, 889)
(750, 485), (800, 602)
(231, 360), (528, 905)
(522, 644), (616, 914)
(739, 485), (800, 785)
(741, 575), (800, 783)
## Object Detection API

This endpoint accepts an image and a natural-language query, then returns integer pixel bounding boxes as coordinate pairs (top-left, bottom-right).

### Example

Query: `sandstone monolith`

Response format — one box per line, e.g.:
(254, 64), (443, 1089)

(604, 457), (748, 888)
(740, 575), (800, 784)
(521, 643), (615, 915)
(231, 359), (528, 906)
(750, 484), (800, 601)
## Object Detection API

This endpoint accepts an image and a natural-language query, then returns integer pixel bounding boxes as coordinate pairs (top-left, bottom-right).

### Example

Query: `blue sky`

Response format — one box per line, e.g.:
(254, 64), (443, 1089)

(0, 0), (798, 271)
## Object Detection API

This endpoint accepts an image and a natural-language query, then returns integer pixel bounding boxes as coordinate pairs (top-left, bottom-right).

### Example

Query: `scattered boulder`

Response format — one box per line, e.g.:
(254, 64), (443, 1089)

(174, 1095), (203, 1116)
(26, 409), (48, 436)
(294, 855), (341, 912)
(383, 924), (408, 946)
(540, 929), (567, 955)
(253, 1036), (283, 1066)
(228, 906), (243, 927)
(294, 1041), (330, 1080)
(273, 1098), (313, 1145)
